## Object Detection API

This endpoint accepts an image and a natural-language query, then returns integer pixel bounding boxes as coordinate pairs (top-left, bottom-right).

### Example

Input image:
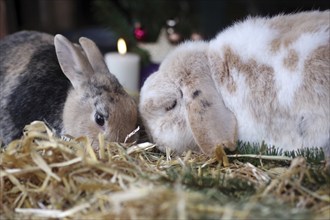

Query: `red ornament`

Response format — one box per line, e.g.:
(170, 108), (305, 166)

(134, 22), (146, 41)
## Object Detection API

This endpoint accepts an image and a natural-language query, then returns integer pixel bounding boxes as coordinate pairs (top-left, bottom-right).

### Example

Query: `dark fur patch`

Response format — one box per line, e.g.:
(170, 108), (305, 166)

(0, 32), (46, 83)
(88, 75), (125, 102)
(95, 84), (111, 93)
(192, 90), (201, 99)
(7, 45), (71, 139)
(89, 82), (116, 102)
(298, 116), (306, 137)
(200, 99), (212, 108)
(106, 76), (125, 95)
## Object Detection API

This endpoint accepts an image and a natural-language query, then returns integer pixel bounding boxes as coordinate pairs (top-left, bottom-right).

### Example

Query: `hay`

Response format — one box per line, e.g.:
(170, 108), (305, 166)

(1, 121), (329, 219)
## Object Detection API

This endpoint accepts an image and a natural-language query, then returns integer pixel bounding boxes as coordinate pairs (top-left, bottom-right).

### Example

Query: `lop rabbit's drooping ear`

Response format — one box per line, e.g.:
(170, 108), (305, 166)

(181, 54), (237, 155)
(140, 41), (237, 155)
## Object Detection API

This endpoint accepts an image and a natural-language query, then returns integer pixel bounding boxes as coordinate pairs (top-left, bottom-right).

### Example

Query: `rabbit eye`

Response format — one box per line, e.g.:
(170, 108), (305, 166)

(165, 100), (177, 111)
(95, 112), (105, 126)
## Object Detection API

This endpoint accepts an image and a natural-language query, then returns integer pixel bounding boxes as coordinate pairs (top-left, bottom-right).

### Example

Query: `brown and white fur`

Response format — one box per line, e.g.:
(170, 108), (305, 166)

(139, 11), (330, 165)
(0, 31), (137, 147)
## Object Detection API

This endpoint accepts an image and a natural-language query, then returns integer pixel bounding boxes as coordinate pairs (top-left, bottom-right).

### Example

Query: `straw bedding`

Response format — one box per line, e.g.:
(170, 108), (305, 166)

(1, 121), (329, 219)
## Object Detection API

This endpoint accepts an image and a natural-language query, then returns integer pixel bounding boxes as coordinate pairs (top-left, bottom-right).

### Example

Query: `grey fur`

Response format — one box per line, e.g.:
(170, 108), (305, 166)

(0, 31), (137, 146)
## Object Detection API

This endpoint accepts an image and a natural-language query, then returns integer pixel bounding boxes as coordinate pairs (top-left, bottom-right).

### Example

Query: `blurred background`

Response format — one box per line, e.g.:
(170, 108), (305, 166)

(2, 0), (329, 45)
(1, 0), (329, 85)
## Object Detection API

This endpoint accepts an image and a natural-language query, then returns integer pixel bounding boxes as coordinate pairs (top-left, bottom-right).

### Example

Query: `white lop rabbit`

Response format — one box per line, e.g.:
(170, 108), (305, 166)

(139, 10), (330, 164)
(0, 31), (137, 146)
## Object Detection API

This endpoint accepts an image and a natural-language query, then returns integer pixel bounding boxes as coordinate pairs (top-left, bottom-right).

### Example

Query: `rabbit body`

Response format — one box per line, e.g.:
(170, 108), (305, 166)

(208, 10), (330, 151)
(139, 10), (330, 160)
(0, 31), (137, 146)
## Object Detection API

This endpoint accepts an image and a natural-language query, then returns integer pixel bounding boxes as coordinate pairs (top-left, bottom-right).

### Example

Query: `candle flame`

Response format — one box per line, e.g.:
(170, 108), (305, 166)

(117, 38), (127, 55)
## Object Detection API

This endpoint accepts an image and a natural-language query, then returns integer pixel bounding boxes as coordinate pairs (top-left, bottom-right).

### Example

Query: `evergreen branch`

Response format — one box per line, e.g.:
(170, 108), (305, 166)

(233, 141), (325, 165)
(93, 0), (137, 48)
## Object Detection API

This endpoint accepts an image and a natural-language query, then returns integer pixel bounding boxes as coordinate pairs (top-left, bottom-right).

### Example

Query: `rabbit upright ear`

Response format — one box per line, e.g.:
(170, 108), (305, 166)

(79, 37), (122, 85)
(78, 37), (108, 73)
(54, 34), (93, 89)
(183, 73), (237, 155)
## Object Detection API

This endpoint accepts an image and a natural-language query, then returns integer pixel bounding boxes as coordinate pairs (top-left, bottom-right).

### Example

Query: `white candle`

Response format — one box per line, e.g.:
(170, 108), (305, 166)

(104, 38), (140, 95)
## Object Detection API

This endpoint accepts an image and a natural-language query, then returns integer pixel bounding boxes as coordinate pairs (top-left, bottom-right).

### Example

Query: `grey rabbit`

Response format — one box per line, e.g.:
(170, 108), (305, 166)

(0, 31), (137, 147)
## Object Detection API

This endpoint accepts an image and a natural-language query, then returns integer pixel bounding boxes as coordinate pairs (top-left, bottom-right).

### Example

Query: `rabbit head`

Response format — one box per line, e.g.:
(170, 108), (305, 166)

(139, 41), (237, 155)
(55, 35), (138, 146)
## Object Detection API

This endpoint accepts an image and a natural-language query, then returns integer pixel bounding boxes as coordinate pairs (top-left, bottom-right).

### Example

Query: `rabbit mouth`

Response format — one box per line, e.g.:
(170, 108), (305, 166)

(151, 129), (199, 155)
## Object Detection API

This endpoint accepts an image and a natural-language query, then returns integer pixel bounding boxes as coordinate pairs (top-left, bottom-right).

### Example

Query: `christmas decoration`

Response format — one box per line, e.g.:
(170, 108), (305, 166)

(138, 28), (176, 63)
(93, 0), (201, 66)
(134, 22), (146, 41)
(166, 19), (182, 44)
(190, 31), (203, 41)
(105, 38), (140, 97)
